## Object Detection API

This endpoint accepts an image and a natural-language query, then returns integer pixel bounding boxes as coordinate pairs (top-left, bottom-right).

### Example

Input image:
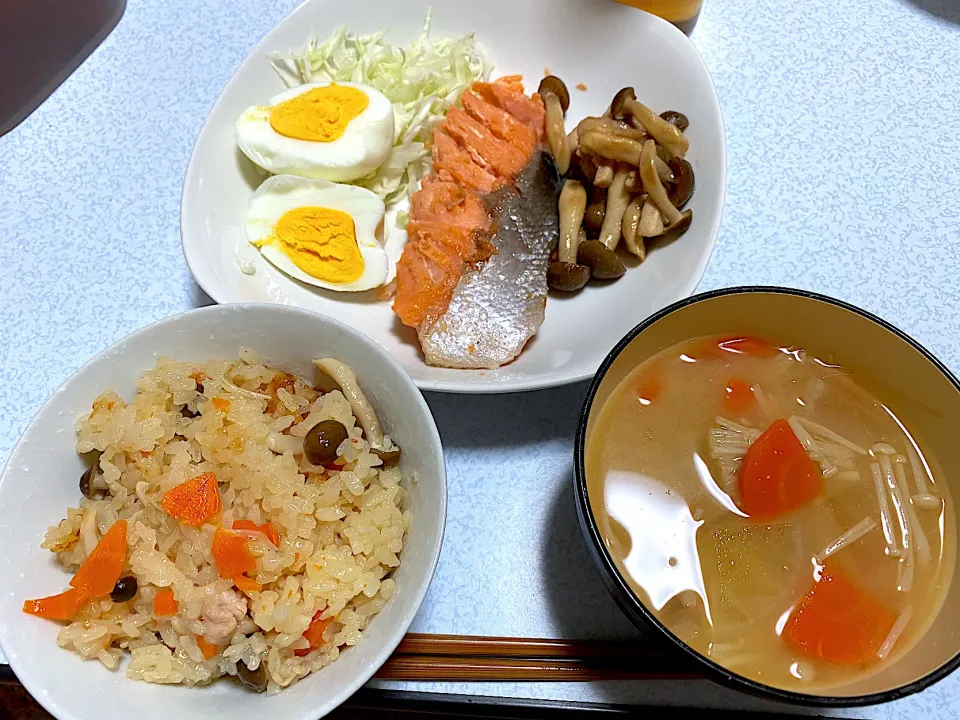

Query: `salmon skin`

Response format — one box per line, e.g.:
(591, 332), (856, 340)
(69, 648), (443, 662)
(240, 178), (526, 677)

(419, 150), (561, 369)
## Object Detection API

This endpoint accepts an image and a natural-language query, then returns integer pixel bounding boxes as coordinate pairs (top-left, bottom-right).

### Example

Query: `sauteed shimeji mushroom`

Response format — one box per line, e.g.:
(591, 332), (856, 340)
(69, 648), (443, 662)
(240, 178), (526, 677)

(543, 80), (696, 292)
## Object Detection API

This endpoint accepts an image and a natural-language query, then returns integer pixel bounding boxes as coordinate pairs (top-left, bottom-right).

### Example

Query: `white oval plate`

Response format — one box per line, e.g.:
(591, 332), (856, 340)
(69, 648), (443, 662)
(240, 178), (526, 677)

(182, 0), (725, 393)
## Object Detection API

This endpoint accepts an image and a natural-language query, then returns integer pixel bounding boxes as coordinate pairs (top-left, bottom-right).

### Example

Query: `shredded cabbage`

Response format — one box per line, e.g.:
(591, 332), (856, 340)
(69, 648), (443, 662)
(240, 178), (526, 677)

(268, 10), (491, 208)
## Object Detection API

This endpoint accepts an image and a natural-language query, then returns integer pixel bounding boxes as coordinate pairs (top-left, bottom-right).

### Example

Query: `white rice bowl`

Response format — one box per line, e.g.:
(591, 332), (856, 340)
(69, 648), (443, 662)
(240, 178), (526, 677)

(0, 304), (445, 720)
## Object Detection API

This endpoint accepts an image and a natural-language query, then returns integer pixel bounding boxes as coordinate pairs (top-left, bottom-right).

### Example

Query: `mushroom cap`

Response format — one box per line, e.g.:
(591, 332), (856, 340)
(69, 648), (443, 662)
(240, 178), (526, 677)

(583, 201), (606, 236)
(659, 209), (693, 243)
(610, 87), (637, 120)
(660, 110), (690, 132)
(548, 261), (591, 292)
(577, 240), (626, 280)
(667, 156), (695, 209)
(538, 76), (571, 113)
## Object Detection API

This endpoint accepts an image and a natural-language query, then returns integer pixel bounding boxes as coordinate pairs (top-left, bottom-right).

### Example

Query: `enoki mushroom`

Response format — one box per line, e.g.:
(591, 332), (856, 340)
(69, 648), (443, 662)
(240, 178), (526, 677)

(815, 517), (877, 563)
(877, 607), (914, 661)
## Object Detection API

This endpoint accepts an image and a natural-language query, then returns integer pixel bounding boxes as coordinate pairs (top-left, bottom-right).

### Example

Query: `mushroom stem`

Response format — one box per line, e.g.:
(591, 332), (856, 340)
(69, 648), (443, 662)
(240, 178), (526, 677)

(639, 140), (683, 225)
(544, 93), (571, 174)
(579, 130), (643, 166)
(654, 156), (674, 183)
(539, 77), (572, 176)
(558, 180), (587, 264)
(313, 359), (384, 449)
(576, 116), (648, 143)
(622, 198), (646, 260)
(593, 163), (615, 188)
(598, 168), (631, 251)
(612, 88), (689, 158)
(871, 462), (900, 557)
(639, 199), (665, 238)
(566, 127), (580, 158)
(905, 445), (939, 509)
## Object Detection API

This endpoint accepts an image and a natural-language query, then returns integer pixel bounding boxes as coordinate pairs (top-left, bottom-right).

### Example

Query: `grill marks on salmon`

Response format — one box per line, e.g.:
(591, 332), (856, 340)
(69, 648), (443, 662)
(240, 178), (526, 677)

(394, 77), (548, 335)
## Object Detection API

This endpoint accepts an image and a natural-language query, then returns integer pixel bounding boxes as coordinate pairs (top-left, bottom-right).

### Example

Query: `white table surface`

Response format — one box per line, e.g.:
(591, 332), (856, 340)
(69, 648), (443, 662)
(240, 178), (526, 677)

(2, 0), (959, 716)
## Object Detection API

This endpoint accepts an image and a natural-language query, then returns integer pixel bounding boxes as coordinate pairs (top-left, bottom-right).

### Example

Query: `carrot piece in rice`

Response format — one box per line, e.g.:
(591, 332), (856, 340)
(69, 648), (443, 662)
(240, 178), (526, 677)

(213, 526), (260, 591)
(233, 519), (280, 548)
(295, 610), (333, 657)
(162, 473), (221, 526)
(23, 588), (88, 620)
(153, 589), (178, 616)
(69, 519), (127, 598)
(196, 635), (219, 660)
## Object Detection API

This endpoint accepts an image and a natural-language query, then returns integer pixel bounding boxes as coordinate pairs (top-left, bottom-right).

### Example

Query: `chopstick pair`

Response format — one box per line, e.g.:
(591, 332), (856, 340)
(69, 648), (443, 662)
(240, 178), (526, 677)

(374, 634), (704, 682)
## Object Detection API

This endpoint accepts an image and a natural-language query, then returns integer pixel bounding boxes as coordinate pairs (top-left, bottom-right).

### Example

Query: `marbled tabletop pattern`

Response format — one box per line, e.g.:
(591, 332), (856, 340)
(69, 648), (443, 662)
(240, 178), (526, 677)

(1, 0), (959, 716)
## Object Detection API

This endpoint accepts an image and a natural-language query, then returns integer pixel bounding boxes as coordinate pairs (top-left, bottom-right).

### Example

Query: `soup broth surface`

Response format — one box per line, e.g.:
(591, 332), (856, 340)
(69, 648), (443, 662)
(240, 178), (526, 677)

(586, 336), (955, 692)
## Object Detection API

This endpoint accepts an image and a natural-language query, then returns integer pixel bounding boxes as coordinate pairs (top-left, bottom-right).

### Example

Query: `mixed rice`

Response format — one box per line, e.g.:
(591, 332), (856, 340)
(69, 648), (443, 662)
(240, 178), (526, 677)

(28, 352), (408, 693)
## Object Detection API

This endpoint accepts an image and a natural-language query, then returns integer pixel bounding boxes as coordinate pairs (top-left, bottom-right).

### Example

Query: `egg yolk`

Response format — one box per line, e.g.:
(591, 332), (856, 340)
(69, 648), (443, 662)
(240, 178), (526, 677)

(269, 85), (369, 142)
(270, 207), (364, 283)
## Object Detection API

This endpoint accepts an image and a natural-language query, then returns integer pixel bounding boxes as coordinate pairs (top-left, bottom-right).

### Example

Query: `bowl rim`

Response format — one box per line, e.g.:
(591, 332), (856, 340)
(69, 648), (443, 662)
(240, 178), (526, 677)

(0, 302), (447, 720)
(573, 284), (960, 707)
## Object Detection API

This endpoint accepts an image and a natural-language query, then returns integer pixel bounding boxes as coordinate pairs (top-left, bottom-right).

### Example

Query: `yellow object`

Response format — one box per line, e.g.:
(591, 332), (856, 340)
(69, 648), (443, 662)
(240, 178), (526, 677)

(269, 85), (369, 142)
(615, 0), (702, 31)
(266, 206), (365, 283)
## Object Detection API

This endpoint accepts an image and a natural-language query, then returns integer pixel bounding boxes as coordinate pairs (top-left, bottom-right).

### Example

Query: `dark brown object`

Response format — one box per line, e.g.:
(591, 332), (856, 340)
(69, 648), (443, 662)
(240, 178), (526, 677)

(236, 660), (268, 692)
(79, 464), (106, 499)
(583, 201), (605, 235)
(303, 420), (349, 466)
(371, 447), (402, 467)
(537, 76), (570, 113)
(667, 156), (695, 208)
(577, 240), (625, 280)
(660, 209), (694, 243)
(660, 110), (690, 132)
(547, 262), (591, 292)
(110, 576), (138, 603)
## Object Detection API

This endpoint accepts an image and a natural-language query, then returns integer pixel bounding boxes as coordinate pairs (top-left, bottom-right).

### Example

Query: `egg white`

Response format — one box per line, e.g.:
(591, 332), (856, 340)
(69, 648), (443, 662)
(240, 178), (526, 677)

(246, 175), (390, 292)
(236, 82), (395, 182)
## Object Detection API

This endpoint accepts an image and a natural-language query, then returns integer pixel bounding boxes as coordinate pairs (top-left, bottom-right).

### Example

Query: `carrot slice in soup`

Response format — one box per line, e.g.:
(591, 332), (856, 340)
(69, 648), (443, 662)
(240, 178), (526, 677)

(23, 588), (88, 620)
(162, 473), (221, 526)
(69, 519), (127, 598)
(153, 589), (178, 616)
(738, 419), (822, 519)
(783, 565), (897, 665)
(636, 371), (663, 406)
(295, 610), (333, 657)
(724, 378), (755, 415)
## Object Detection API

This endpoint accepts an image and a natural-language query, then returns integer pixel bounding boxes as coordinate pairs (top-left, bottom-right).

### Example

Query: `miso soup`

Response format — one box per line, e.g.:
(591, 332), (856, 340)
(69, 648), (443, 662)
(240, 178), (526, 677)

(585, 335), (956, 692)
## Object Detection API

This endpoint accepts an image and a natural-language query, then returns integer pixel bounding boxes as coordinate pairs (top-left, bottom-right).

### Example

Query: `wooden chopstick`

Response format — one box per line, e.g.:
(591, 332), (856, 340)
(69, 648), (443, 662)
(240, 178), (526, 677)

(374, 634), (704, 682)
(394, 633), (664, 660)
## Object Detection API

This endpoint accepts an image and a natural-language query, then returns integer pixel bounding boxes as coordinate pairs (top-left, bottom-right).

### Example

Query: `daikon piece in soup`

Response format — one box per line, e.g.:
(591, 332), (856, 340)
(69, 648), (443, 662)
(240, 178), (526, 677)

(585, 335), (956, 692)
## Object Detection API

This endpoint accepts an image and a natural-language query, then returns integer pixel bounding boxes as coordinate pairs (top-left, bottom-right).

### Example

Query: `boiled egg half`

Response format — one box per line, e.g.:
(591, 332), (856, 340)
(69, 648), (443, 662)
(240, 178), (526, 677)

(236, 81), (395, 182)
(247, 175), (389, 292)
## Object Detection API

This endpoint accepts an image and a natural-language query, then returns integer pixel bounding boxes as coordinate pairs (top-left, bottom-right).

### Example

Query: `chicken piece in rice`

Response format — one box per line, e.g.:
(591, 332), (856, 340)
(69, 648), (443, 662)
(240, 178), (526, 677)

(34, 352), (409, 693)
